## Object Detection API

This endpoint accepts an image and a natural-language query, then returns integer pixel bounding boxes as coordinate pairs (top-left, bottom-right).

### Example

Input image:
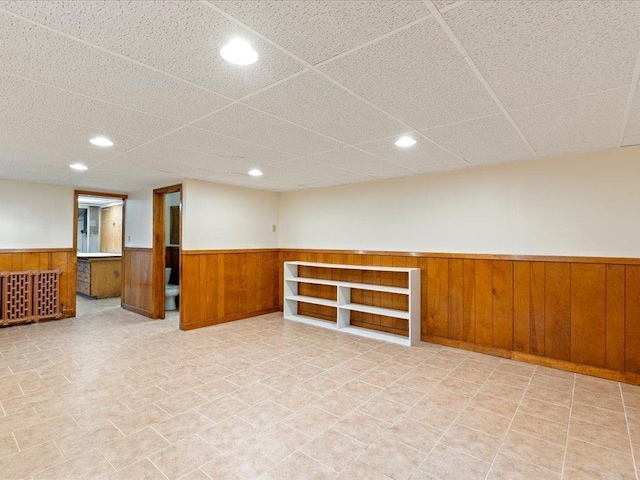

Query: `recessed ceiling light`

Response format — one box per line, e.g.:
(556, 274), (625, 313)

(395, 136), (417, 148)
(248, 168), (263, 177)
(69, 163), (88, 171)
(90, 136), (114, 147)
(220, 38), (259, 65)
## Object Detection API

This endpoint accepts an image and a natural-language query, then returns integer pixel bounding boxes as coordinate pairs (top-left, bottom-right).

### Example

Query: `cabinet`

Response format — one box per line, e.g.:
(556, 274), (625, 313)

(284, 261), (420, 346)
(77, 256), (122, 299)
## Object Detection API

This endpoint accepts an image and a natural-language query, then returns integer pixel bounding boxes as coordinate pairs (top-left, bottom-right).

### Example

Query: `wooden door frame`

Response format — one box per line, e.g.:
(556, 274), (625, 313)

(73, 190), (128, 306)
(152, 184), (182, 320)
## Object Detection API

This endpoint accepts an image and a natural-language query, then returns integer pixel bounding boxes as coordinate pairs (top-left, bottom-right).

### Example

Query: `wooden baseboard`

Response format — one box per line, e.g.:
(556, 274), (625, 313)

(121, 303), (154, 319)
(181, 307), (279, 331)
(512, 352), (640, 385)
(424, 335), (512, 358)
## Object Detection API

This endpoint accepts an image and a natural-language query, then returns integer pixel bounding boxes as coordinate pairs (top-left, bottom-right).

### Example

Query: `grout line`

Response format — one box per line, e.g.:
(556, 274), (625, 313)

(484, 364), (536, 479)
(422, 0), (538, 160)
(559, 372), (576, 478)
(619, 45), (640, 146)
(620, 383), (640, 480)
(200, 0), (473, 168)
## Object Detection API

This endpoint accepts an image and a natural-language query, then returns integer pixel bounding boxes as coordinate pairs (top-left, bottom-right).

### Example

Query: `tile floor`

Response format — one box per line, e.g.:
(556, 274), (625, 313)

(0, 296), (638, 479)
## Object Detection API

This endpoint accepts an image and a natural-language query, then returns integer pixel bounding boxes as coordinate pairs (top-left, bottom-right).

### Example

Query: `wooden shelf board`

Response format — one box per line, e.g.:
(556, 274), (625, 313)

(340, 303), (410, 319)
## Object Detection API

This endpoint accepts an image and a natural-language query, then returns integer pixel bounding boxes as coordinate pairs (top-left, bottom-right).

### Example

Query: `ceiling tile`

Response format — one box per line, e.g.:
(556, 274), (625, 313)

(0, 0), (305, 99)
(422, 114), (533, 165)
(0, 130), (115, 168)
(108, 142), (253, 176)
(244, 72), (407, 144)
(264, 158), (366, 184)
(510, 87), (628, 158)
(212, 1), (430, 65)
(0, 108), (147, 154)
(445, 0), (640, 110)
(0, 11), (230, 122)
(308, 147), (413, 178)
(0, 160), (71, 184)
(62, 165), (180, 192)
(319, 19), (498, 130)
(154, 126), (295, 166)
(0, 73), (182, 140)
(193, 103), (343, 156)
(358, 133), (461, 171)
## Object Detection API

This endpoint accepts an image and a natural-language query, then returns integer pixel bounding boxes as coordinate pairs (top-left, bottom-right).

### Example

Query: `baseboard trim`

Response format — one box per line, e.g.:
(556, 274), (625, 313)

(424, 335), (512, 359)
(181, 307), (279, 330)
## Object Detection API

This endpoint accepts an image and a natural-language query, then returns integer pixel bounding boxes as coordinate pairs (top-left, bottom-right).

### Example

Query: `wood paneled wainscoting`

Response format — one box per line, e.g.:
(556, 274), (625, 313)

(122, 248), (153, 317)
(180, 249), (280, 330)
(0, 249), (76, 319)
(279, 249), (640, 385)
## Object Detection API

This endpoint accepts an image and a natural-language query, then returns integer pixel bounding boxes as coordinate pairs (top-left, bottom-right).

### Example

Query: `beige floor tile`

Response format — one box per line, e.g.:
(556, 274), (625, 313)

(568, 417), (632, 454)
(178, 468), (212, 480)
(467, 392), (519, 418)
(405, 400), (459, 432)
(100, 458), (166, 480)
(154, 390), (208, 416)
(528, 372), (574, 393)
(562, 462), (619, 479)
(357, 369), (400, 389)
(456, 405), (512, 438)
(2, 387), (58, 415)
(571, 402), (628, 430)
(377, 383), (426, 407)
(0, 433), (19, 460)
(155, 374), (205, 396)
(312, 390), (362, 418)
(110, 404), (170, 436)
(438, 377), (482, 397)
(335, 460), (394, 479)
(487, 453), (560, 480)
(261, 451), (334, 480)
(440, 424), (502, 463)
(509, 411), (567, 445)
(118, 385), (170, 411)
(302, 428), (366, 471)
(499, 430), (565, 472)
(336, 379), (383, 401)
(518, 397), (571, 425)
(393, 373), (440, 393)
(565, 437), (636, 478)
(282, 405), (340, 438)
(333, 410), (388, 445)
(574, 376), (621, 398)
(0, 441), (66, 479)
(358, 396), (409, 424)
(152, 409), (213, 444)
(33, 448), (115, 480)
(14, 413), (81, 450)
(271, 386), (320, 411)
(231, 382), (280, 406)
(525, 384), (573, 408)
(418, 443), (490, 480)
(253, 422), (311, 463)
(100, 427), (170, 471)
(387, 418), (441, 453)
(358, 436), (426, 480)
(198, 415), (261, 452)
(54, 420), (124, 459)
(237, 399), (293, 429)
(150, 434), (219, 480)
(0, 407), (40, 437)
(495, 360), (536, 378)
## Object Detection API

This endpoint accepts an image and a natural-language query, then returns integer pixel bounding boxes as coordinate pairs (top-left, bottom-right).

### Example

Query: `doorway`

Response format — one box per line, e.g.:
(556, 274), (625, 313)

(73, 191), (127, 314)
(152, 184), (181, 321)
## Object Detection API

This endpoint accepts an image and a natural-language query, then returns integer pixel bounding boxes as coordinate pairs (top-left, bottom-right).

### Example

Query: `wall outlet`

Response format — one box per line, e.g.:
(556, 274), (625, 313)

(61, 304), (66, 314)
(272, 225), (277, 232)
(127, 235), (131, 242)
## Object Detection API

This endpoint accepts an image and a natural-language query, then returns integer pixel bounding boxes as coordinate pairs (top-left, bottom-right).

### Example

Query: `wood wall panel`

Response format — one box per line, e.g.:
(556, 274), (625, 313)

(606, 265), (625, 371)
(0, 249), (76, 320)
(513, 261), (531, 353)
(544, 263), (571, 360)
(625, 266), (640, 374)
(571, 264), (606, 367)
(122, 248), (153, 317)
(279, 249), (640, 385)
(181, 250), (279, 330)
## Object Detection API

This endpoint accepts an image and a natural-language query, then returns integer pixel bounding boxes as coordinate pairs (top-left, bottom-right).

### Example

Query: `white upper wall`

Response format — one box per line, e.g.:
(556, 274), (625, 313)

(0, 179), (73, 249)
(124, 188), (153, 248)
(279, 146), (640, 258)
(182, 179), (279, 250)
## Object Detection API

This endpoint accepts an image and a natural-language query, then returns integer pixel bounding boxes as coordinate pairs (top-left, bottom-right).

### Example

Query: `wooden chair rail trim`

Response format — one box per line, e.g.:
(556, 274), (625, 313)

(182, 248), (280, 255)
(123, 247), (153, 252)
(0, 248), (74, 253)
(280, 248), (640, 265)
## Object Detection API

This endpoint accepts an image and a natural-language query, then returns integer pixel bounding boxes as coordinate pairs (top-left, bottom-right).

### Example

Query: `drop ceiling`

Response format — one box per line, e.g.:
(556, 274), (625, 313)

(0, 0), (639, 192)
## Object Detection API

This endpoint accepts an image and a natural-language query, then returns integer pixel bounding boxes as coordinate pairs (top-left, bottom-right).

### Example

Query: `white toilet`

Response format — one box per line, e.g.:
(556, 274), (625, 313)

(165, 267), (180, 311)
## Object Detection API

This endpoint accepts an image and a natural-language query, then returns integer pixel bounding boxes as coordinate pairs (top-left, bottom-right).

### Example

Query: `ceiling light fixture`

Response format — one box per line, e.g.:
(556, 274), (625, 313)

(90, 136), (114, 147)
(395, 136), (417, 148)
(248, 168), (263, 177)
(69, 163), (88, 171)
(220, 38), (259, 65)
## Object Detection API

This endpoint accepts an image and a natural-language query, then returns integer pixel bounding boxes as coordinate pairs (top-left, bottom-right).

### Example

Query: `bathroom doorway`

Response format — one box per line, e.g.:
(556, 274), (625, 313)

(151, 184), (181, 321)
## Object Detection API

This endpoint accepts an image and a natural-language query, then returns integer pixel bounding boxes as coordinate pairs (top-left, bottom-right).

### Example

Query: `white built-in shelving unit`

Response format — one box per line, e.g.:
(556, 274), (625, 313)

(284, 261), (420, 346)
